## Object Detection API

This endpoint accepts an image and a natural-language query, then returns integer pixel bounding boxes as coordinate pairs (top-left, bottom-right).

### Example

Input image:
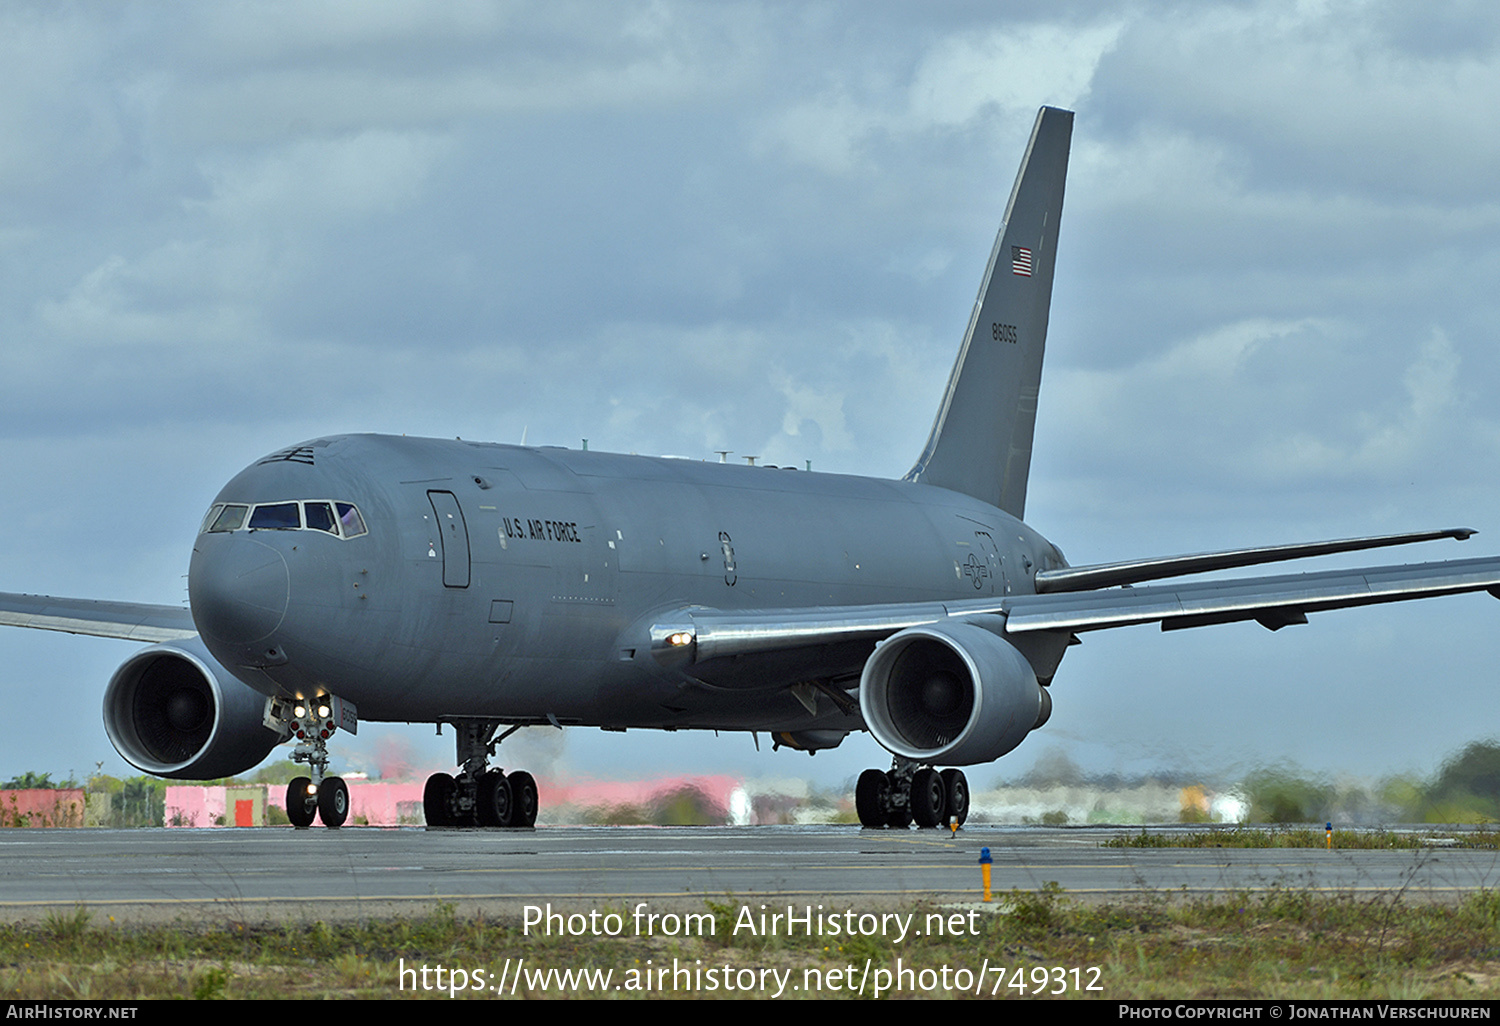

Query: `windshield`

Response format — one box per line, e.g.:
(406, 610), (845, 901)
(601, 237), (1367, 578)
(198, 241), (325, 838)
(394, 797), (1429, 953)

(201, 500), (367, 540)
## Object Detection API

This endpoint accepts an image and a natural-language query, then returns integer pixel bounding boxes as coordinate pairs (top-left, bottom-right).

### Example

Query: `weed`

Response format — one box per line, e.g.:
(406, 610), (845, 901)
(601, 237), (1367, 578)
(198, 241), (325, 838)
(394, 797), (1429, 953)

(4, 890), (1500, 998)
(191, 965), (229, 1000)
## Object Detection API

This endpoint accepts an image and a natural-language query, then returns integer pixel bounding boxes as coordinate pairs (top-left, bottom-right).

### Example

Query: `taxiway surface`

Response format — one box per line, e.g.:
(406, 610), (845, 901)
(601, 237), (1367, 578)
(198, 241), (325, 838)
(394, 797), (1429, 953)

(2, 825), (1497, 924)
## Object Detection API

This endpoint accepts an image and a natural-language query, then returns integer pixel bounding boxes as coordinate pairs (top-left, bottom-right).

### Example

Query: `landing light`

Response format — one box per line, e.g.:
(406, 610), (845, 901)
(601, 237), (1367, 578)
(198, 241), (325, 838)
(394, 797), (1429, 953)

(668, 632), (694, 647)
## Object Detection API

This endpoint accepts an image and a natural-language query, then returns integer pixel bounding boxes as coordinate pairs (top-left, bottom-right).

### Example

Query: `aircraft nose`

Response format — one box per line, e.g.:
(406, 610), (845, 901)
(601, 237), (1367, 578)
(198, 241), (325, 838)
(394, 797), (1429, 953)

(189, 535), (290, 648)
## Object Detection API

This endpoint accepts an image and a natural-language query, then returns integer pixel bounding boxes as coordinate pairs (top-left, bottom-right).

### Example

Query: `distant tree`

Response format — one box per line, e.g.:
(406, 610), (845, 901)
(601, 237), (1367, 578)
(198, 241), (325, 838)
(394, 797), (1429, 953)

(1240, 766), (1334, 824)
(583, 802), (649, 826)
(1423, 741), (1500, 822)
(652, 785), (725, 826)
(3, 772), (54, 790)
(111, 777), (166, 828)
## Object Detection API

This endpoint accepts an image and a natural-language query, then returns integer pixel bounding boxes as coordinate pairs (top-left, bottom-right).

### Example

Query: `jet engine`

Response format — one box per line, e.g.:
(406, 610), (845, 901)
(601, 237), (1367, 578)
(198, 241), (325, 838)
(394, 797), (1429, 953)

(859, 619), (1050, 766)
(103, 637), (286, 779)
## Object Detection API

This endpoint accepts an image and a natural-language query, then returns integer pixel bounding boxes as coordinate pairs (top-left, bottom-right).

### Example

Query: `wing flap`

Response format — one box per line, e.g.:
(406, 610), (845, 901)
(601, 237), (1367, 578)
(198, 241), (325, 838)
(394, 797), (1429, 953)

(0, 592), (197, 643)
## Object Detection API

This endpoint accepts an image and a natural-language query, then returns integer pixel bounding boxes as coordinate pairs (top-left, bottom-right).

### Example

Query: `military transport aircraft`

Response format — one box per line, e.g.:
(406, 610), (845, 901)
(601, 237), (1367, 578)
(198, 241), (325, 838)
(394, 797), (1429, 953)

(5, 106), (1500, 830)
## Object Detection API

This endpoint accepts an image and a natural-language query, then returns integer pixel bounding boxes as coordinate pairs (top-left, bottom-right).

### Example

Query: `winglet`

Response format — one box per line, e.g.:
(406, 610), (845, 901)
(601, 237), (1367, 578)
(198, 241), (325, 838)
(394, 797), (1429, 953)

(905, 106), (1073, 518)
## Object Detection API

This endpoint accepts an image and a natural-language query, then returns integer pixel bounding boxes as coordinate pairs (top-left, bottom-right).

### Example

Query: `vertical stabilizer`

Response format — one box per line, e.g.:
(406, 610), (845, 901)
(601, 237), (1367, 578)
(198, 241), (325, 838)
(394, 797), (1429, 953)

(905, 106), (1072, 519)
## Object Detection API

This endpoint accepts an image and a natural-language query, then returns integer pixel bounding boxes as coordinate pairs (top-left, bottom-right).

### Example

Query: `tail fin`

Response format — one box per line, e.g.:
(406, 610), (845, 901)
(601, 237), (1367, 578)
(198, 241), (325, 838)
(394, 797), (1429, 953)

(905, 106), (1072, 519)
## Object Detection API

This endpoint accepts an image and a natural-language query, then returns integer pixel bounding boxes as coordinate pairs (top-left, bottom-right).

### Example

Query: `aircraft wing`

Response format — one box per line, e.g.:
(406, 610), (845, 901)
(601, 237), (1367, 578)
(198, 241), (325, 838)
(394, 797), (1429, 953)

(1032, 527), (1475, 593)
(0, 592), (197, 643)
(652, 555), (1500, 667)
(1003, 556), (1500, 633)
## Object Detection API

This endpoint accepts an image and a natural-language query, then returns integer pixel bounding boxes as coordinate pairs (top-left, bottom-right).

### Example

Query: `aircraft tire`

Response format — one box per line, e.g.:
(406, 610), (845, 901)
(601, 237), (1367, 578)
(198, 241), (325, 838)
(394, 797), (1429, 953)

(477, 769), (513, 827)
(941, 768), (969, 827)
(423, 772), (456, 827)
(508, 770), (539, 827)
(317, 775), (349, 828)
(910, 767), (947, 828)
(286, 777), (316, 828)
(884, 770), (913, 828)
(855, 769), (889, 828)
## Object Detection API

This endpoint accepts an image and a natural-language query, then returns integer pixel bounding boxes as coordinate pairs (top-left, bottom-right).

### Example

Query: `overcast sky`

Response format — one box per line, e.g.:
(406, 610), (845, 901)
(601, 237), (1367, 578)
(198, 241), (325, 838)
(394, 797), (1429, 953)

(4, 1), (1500, 793)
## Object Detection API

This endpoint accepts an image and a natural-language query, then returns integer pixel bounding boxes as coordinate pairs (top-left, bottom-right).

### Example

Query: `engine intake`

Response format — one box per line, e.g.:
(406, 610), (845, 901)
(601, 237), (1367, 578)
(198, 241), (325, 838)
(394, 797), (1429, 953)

(103, 638), (286, 779)
(859, 620), (1047, 766)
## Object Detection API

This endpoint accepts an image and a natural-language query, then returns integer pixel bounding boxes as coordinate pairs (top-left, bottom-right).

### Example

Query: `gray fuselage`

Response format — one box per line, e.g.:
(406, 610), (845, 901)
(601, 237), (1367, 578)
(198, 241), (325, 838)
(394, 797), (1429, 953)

(188, 434), (1066, 736)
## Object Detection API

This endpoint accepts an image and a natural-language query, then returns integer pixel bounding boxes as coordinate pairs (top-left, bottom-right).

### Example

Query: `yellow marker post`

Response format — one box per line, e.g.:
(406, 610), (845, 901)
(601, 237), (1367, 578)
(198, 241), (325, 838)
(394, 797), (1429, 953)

(979, 847), (993, 902)
(949, 815), (958, 838)
(1326, 822), (1332, 850)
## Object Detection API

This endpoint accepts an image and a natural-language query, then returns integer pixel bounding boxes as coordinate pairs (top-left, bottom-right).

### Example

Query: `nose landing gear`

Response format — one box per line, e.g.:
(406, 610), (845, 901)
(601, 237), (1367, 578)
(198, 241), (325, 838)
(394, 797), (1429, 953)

(276, 694), (357, 829)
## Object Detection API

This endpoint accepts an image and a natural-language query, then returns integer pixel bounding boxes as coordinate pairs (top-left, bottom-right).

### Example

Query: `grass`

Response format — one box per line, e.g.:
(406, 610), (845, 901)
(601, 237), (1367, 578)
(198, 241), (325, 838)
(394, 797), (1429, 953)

(1102, 826), (1500, 849)
(5, 887), (1500, 999)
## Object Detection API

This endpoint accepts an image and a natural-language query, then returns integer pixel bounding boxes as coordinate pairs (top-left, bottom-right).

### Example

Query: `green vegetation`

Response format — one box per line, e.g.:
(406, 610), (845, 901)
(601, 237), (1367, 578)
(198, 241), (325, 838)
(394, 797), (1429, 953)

(5, 887), (1500, 999)
(0, 763), (321, 829)
(1104, 826), (1500, 849)
(1, 772), (77, 790)
(580, 784), (728, 826)
(1416, 742), (1500, 822)
(1222, 748), (1492, 825)
(1220, 743), (1500, 826)
(88, 775), (167, 828)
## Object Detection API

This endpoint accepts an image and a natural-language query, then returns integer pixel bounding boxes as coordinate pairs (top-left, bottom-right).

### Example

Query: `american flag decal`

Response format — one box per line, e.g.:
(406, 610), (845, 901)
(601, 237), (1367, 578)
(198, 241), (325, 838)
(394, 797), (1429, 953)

(1011, 246), (1034, 276)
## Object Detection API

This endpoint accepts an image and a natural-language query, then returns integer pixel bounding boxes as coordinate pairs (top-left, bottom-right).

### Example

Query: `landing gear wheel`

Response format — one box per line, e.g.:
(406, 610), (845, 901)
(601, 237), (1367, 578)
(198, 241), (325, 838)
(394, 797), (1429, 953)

(317, 775), (349, 828)
(424, 772), (456, 827)
(286, 777), (316, 828)
(508, 771), (539, 827)
(885, 770), (913, 828)
(910, 767), (947, 828)
(941, 768), (969, 827)
(477, 769), (513, 827)
(856, 769), (890, 828)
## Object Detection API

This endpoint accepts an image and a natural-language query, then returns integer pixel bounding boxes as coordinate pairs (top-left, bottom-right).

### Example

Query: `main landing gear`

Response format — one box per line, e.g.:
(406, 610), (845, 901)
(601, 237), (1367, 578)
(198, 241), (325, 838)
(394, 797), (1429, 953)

(423, 720), (540, 828)
(856, 757), (969, 829)
(279, 695), (354, 829)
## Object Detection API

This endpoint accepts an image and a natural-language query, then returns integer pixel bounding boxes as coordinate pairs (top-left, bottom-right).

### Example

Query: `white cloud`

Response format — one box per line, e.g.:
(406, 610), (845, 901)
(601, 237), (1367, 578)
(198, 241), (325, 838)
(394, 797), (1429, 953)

(1264, 327), (1464, 478)
(906, 20), (1123, 128)
(774, 368), (855, 453)
(760, 16), (1124, 176)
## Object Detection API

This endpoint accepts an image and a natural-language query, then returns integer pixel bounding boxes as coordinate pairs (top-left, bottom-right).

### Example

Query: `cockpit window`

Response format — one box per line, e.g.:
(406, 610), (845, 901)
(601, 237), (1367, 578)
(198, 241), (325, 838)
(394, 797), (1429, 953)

(200, 499), (368, 539)
(207, 504), (249, 533)
(336, 502), (367, 538)
(248, 502), (301, 530)
(304, 501), (337, 534)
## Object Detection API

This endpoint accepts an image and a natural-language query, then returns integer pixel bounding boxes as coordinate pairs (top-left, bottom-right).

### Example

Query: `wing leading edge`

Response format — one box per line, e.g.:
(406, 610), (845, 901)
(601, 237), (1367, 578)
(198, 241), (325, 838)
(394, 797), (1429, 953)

(0, 592), (197, 643)
(651, 551), (1500, 672)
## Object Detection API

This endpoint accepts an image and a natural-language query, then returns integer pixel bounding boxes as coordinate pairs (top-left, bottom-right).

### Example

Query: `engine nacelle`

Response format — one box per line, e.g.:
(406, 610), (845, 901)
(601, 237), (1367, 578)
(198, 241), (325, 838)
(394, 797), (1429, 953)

(859, 620), (1049, 766)
(103, 637), (286, 779)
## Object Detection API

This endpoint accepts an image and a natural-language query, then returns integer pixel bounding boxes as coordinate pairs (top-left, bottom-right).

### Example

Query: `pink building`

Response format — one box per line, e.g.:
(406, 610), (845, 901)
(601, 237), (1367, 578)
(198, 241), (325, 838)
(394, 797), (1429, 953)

(0, 789), (85, 827)
(160, 774), (745, 827)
